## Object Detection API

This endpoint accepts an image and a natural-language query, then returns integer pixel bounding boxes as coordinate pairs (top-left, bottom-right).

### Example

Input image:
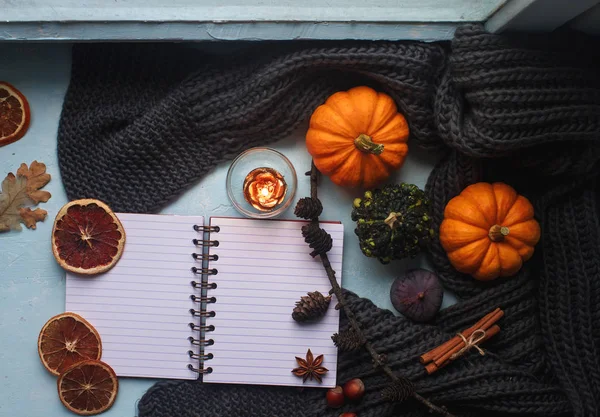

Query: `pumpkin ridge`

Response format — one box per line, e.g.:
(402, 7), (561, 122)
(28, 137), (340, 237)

(493, 182), (519, 224)
(489, 185), (499, 224)
(309, 123), (355, 138)
(444, 196), (490, 228)
(499, 231), (526, 246)
(326, 93), (365, 136)
(502, 219), (541, 246)
(371, 114), (409, 143)
(461, 184), (497, 226)
(447, 237), (490, 274)
(348, 86), (379, 133)
(364, 92), (378, 135)
(307, 130), (356, 156)
(329, 152), (364, 186)
(367, 96), (399, 134)
(313, 97), (360, 138)
(497, 243), (522, 277)
(473, 244), (500, 281)
(377, 144), (408, 170)
(313, 146), (356, 175)
(504, 236), (535, 261)
(439, 219), (488, 252)
(501, 196), (536, 226)
(362, 154), (390, 187)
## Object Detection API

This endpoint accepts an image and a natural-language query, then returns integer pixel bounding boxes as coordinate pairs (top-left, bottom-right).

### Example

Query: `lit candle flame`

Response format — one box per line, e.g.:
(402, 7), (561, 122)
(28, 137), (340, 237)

(243, 167), (287, 211)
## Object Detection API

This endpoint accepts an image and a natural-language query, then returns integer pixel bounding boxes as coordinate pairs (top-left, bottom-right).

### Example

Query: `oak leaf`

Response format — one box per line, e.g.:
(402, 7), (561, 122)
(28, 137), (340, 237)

(17, 160), (51, 204)
(19, 208), (48, 229)
(0, 161), (51, 232)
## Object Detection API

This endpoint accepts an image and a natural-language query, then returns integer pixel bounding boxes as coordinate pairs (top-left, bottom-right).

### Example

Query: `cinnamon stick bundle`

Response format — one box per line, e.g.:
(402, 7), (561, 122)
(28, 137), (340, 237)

(420, 308), (503, 374)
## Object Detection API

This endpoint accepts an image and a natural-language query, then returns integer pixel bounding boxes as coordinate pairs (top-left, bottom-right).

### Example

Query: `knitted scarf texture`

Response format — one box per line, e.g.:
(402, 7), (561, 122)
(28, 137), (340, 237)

(57, 25), (600, 417)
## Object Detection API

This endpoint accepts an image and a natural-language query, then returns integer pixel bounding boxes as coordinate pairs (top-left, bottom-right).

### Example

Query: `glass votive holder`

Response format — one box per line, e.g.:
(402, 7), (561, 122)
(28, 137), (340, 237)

(226, 147), (297, 219)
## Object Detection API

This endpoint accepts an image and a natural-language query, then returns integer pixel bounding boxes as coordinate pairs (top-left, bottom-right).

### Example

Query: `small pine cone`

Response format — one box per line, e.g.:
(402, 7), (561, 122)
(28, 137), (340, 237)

(292, 291), (331, 322)
(331, 328), (366, 352)
(301, 223), (332, 258)
(382, 379), (415, 403)
(294, 197), (323, 220)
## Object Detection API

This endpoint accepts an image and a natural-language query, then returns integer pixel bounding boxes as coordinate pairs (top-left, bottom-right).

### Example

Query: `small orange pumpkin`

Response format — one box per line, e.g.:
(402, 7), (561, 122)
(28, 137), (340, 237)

(439, 182), (541, 281)
(306, 86), (409, 188)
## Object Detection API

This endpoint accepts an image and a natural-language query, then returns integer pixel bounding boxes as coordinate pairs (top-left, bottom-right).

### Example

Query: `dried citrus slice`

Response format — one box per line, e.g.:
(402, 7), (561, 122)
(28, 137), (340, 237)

(38, 312), (102, 376)
(58, 360), (118, 416)
(52, 199), (125, 275)
(0, 81), (31, 147)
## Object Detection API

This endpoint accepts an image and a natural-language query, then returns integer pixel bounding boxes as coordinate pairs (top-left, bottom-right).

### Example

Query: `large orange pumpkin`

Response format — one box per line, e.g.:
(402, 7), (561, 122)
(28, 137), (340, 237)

(306, 86), (409, 188)
(439, 182), (541, 281)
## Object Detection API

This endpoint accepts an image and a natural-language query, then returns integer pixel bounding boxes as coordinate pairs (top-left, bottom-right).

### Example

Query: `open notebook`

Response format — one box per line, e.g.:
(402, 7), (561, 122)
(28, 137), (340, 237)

(65, 215), (343, 388)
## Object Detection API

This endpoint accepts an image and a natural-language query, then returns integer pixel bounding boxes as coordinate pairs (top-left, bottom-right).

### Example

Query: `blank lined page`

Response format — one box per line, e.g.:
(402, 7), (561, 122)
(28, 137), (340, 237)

(65, 213), (204, 380)
(203, 217), (343, 388)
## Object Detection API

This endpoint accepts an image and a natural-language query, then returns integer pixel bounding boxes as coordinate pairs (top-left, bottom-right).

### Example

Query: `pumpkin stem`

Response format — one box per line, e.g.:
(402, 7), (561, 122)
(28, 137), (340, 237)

(354, 134), (384, 155)
(489, 224), (510, 242)
(384, 212), (401, 229)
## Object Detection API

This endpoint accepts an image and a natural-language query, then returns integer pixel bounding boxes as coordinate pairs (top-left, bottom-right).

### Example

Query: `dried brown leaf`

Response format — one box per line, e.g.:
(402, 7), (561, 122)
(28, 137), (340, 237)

(17, 160), (51, 203)
(0, 161), (51, 232)
(19, 207), (47, 229)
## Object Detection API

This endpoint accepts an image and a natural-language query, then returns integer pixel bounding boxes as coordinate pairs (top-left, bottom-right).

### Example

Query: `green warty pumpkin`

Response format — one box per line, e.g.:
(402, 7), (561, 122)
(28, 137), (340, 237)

(351, 183), (435, 264)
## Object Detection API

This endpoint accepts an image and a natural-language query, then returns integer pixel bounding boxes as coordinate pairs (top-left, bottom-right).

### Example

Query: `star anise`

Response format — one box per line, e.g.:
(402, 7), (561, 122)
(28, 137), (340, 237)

(291, 349), (328, 383)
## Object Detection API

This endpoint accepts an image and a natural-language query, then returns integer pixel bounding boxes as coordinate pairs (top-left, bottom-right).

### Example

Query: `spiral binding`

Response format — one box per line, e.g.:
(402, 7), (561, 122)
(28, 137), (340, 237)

(188, 223), (219, 375)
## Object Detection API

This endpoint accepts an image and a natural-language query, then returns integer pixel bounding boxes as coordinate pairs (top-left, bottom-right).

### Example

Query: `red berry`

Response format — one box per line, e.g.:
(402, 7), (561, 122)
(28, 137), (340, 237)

(339, 413), (357, 417)
(326, 385), (345, 408)
(343, 378), (365, 402)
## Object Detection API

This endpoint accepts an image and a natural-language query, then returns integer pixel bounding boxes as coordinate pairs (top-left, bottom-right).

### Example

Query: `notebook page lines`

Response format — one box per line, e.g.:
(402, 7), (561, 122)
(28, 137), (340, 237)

(65, 213), (205, 380)
(203, 217), (343, 388)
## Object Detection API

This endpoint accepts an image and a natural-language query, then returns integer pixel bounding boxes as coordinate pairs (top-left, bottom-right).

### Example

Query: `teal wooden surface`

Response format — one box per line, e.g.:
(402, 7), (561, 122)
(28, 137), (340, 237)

(0, 0), (506, 41)
(0, 43), (454, 417)
(0, 22), (460, 42)
(2, 0), (505, 22)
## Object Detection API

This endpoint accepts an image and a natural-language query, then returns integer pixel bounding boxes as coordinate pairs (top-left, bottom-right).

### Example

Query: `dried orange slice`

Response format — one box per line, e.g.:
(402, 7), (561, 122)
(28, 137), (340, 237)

(58, 360), (118, 416)
(38, 312), (102, 376)
(52, 199), (125, 275)
(0, 81), (31, 147)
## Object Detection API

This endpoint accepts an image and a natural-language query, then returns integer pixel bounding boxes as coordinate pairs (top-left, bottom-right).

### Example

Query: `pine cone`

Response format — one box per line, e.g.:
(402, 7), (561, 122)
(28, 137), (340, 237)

(382, 379), (415, 403)
(292, 291), (331, 322)
(301, 223), (332, 258)
(331, 328), (365, 352)
(294, 197), (323, 220)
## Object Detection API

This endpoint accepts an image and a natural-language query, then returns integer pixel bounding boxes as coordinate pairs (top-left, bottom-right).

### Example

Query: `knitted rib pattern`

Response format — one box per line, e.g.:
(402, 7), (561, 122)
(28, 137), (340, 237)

(137, 380), (311, 417)
(427, 24), (600, 416)
(57, 25), (600, 417)
(138, 289), (571, 417)
(57, 41), (445, 213)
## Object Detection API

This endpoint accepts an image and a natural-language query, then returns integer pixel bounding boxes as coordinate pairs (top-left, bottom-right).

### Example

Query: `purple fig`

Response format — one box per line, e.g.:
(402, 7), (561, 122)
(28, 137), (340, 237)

(390, 269), (443, 322)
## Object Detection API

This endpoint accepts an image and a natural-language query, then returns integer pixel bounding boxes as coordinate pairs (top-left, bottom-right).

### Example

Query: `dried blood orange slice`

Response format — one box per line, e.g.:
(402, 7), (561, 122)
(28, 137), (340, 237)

(0, 81), (31, 147)
(52, 199), (125, 275)
(58, 360), (118, 416)
(38, 312), (102, 376)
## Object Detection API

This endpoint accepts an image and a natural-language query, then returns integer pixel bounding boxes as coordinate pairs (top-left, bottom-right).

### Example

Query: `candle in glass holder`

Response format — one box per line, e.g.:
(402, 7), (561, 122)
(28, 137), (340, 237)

(243, 167), (287, 211)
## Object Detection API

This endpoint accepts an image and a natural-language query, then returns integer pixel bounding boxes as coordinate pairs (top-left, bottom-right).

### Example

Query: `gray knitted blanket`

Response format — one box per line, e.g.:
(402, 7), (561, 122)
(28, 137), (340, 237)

(57, 40), (444, 213)
(57, 25), (600, 417)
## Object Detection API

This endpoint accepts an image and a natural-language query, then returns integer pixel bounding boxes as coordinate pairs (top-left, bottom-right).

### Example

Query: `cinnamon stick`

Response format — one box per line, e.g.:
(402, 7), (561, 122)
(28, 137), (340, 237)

(433, 310), (503, 367)
(419, 308), (502, 364)
(433, 308), (502, 362)
(425, 324), (500, 375)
